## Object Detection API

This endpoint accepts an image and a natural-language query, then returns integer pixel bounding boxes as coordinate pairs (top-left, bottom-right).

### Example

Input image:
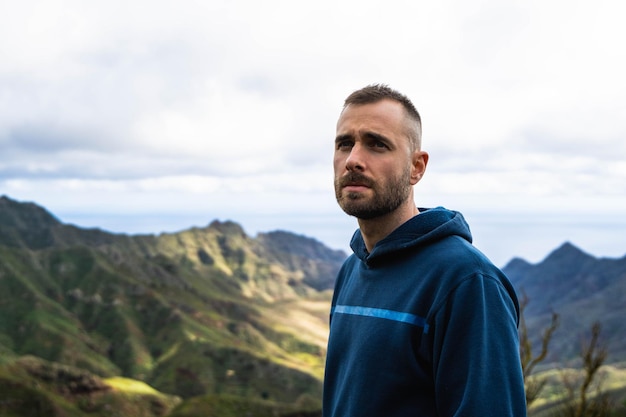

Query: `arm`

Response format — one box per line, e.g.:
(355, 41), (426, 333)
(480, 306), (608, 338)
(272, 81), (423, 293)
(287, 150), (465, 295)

(431, 274), (527, 416)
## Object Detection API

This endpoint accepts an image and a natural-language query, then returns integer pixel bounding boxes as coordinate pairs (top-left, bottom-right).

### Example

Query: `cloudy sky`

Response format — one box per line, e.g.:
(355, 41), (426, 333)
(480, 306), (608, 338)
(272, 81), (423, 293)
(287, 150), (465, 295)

(1, 0), (625, 266)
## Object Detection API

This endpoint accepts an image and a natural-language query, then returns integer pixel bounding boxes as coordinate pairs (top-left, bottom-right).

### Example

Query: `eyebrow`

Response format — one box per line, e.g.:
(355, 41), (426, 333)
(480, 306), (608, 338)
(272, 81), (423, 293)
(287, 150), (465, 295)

(335, 133), (353, 143)
(362, 131), (390, 143)
(335, 131), (390, 144)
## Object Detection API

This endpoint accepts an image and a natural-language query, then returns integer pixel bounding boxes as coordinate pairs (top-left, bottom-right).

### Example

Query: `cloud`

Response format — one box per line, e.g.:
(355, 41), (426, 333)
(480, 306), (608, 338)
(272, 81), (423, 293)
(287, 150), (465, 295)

(1, 0), (625, 264)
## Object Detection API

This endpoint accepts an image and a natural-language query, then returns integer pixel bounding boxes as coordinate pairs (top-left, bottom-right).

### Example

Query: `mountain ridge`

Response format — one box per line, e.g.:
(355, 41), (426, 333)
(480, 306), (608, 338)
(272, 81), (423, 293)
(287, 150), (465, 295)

(2, 194), (625, 416)
(504, 241), (626, 364)
(0, 195), (346, 416)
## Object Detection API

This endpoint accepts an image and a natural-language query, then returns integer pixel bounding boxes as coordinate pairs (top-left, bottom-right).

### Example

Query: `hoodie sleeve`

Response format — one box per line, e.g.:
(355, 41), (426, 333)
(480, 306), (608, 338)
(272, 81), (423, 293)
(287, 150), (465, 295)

(431, 273), (527, 416)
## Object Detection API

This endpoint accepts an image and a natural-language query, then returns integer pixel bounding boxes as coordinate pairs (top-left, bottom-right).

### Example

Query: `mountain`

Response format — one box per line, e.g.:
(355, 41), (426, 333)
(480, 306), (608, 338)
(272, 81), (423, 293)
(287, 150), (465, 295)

(504, 242), (626, 365)
(0, 195), (347, 416)
(3, 194), (626, 415)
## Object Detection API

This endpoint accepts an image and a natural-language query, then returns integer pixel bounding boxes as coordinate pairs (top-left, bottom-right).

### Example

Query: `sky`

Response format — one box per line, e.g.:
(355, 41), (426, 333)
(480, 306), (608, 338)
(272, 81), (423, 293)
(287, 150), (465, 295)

(1, 0), (625, 267)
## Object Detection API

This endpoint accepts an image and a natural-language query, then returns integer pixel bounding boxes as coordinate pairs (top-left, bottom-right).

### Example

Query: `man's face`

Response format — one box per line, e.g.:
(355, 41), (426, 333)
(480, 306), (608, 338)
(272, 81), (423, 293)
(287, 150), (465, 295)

(333, 99), (422, 219)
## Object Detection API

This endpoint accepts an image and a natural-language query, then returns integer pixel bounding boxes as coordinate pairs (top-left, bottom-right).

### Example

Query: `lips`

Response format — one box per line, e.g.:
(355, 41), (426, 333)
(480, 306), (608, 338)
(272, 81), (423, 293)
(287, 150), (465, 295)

(343, 185), (370, 194)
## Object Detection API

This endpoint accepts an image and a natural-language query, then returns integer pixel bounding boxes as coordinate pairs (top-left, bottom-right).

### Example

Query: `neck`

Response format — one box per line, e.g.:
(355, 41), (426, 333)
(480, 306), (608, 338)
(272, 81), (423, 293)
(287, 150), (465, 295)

(357, 203), (419, 253)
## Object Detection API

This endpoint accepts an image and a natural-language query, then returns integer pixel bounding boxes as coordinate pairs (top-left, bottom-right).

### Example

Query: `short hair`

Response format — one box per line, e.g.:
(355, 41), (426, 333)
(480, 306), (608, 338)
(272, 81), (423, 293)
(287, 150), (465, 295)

(343, 84), (422, 150)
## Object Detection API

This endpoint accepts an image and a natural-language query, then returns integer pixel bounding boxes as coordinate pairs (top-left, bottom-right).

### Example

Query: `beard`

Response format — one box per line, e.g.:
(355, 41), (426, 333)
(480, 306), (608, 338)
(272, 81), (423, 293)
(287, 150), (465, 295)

(334, 167), (412, 220)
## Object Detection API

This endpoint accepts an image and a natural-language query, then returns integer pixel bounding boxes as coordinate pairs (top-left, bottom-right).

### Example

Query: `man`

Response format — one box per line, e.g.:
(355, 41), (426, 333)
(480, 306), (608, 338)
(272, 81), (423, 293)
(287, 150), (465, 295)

(323, 84), (526, 416)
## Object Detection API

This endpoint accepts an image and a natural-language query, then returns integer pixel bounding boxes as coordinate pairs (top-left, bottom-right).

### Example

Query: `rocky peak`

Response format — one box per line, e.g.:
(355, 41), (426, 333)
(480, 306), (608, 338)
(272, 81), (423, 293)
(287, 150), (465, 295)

(207, 220), (247, 237)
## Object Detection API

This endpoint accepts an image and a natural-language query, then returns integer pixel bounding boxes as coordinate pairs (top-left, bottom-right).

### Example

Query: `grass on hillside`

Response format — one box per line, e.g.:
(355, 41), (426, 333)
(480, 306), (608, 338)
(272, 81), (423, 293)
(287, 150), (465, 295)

(104, 376), (163, 395)
(168, 393), (321, 417)
(0, 355), (182, 417)
(528, 363), (626, 416)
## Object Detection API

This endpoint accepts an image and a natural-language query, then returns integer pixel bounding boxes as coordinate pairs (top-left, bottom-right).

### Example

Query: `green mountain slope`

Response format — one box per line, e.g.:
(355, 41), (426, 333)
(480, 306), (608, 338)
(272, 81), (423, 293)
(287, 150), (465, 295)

(0, 195), (345, 415)
(0, 355), (181, 417)
(4, 195), (626, 415)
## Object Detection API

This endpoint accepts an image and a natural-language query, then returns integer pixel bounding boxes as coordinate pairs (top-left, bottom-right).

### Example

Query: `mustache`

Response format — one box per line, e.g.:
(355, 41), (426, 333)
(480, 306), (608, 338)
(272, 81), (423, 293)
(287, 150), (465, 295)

(338, 172), (374, 188)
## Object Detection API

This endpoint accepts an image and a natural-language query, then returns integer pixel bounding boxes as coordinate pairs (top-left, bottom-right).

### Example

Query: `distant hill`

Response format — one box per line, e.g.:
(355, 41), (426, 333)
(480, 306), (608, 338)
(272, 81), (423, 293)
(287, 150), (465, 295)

(0, 195), (346, 416)
(2, 194), (625, 415)
(504, 242), (626, 365)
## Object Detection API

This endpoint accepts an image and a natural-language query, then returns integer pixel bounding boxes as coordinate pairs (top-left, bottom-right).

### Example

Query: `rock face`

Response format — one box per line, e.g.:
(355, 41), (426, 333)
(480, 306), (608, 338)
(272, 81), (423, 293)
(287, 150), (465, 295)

(0, 195), (346, 410)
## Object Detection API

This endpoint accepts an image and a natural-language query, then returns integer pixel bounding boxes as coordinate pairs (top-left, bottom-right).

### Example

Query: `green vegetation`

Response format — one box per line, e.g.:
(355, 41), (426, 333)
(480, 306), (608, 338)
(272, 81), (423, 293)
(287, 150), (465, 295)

(168, 393), (321, 417)
(0, 196), (339, 416)
(3, 196), (626, 416)
(521, 303), (626, 416)
(0, 355), (181, 417)
(526, 365), (626, 416)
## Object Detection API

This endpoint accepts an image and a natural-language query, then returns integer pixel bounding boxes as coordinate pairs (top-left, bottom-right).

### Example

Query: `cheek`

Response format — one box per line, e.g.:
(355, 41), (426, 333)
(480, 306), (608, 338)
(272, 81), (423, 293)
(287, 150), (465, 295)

(333, 155), (345, 173)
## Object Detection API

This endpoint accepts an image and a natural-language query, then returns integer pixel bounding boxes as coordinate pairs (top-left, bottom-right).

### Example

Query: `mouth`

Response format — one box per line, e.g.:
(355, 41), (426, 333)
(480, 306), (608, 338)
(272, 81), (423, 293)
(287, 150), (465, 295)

(343, 184), (370, 193)
(339, 173), (373, 191)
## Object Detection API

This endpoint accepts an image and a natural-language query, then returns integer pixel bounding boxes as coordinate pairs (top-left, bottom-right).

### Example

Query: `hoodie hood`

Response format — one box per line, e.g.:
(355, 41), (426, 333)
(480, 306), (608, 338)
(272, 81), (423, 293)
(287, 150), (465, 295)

(350, 207), (472, 263)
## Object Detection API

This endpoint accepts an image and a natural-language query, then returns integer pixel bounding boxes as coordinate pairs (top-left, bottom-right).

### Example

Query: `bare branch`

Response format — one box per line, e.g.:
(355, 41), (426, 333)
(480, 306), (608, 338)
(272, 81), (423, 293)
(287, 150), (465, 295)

(518, 291), (560, 407)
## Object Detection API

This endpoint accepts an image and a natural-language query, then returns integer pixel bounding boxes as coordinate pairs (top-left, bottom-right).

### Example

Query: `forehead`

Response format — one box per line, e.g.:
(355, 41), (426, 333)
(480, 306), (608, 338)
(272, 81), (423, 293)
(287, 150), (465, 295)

(336, 99), (408, 134)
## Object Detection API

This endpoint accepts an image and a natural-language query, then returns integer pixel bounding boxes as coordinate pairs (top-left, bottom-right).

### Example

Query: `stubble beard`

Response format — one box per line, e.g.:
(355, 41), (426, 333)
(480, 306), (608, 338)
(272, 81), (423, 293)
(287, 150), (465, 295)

(334, 167), (412, 220)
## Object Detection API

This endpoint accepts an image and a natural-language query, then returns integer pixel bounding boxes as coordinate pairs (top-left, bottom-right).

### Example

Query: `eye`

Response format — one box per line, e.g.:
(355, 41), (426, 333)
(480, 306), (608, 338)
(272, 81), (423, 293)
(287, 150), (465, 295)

(371, 140), (389, 150)
(336, 140), (353, 150)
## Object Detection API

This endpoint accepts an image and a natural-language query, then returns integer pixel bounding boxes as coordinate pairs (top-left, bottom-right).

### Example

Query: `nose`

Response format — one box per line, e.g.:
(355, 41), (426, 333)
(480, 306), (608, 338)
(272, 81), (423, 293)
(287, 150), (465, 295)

(345, 143), (365, 172)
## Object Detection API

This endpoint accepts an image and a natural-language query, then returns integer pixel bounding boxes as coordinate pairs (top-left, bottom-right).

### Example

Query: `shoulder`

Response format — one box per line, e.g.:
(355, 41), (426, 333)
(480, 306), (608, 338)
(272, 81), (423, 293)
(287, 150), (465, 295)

(426, 235), (503, 276)
(428, 240), (520, 323)
(413, 235), (519, 313)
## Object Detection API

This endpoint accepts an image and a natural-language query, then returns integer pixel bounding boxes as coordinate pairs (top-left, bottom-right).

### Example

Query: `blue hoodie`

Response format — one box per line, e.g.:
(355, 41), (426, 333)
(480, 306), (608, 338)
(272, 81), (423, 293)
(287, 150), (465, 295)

(323, 207), (526, 416)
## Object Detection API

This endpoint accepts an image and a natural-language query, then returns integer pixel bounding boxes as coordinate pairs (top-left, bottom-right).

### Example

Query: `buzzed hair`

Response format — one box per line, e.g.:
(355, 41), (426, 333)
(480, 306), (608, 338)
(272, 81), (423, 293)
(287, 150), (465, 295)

(343, 84), (423, 150)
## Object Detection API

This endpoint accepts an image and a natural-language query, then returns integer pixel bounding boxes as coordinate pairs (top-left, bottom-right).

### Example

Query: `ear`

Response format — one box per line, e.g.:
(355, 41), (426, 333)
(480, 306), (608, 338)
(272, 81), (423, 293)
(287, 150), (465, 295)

(410, 151), (429, 185)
